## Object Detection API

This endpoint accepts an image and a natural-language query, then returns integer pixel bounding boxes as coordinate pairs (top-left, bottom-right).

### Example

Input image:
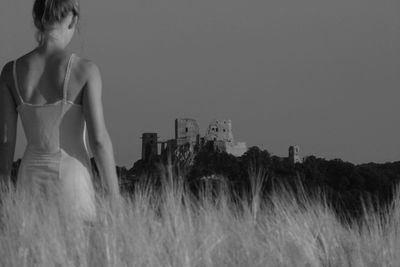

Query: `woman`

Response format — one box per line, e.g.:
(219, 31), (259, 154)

(0, 0), (120, 221)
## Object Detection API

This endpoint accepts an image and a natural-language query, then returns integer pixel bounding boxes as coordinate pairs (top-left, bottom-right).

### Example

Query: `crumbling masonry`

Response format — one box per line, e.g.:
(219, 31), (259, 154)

(141, 118), (247, 161)
(141, 118), (301, 163)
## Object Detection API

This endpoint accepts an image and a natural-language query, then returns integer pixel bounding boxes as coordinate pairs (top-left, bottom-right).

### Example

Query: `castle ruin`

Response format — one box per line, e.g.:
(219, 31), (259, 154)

(141, 119), (302, 163)
(204, 120), (247, 157)
(288, 145), (302, 164)
(175, 118), (200, 147)
(141, 118), (248, 161)
(141, 133), (158, 162)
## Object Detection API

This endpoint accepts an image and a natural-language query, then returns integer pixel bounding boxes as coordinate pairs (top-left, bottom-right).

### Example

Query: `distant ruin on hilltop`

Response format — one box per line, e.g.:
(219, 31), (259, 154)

(288, 145), (302, 164)
(204, 119), (247, 157)
(141, 118), (248, 162)
(141, 118), (302, 165)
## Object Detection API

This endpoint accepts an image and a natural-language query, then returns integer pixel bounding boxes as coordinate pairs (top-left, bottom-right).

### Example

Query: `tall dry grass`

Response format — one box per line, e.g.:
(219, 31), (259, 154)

(1, 169), (400, 267)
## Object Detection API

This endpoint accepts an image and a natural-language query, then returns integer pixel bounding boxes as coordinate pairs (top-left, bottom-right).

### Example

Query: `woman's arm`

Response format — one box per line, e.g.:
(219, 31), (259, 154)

(0, 63), (18, 189)
(82, 60), (120, 199)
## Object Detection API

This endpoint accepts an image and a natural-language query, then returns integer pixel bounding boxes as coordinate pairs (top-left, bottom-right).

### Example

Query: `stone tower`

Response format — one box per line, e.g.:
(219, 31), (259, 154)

(204, 119), (234, 143)
(288, 145), (301, 164)
(175, 118), (200, 147)
(142, 133), (158, 162)
(204, 119), (247, 157)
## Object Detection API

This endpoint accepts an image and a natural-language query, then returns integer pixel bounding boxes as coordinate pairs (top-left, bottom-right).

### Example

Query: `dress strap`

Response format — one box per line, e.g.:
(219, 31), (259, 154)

(62, 53), (74, 100)
(13, 60), (24, 104)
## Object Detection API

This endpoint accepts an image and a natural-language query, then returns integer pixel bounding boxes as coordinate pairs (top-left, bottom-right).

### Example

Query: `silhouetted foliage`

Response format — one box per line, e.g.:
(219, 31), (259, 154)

(187, 146), (400, 221)
(10, 145), (400, 222)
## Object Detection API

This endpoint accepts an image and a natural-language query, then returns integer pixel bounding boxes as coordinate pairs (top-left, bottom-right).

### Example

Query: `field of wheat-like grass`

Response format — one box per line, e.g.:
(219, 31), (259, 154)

(1, 172), (400, 267)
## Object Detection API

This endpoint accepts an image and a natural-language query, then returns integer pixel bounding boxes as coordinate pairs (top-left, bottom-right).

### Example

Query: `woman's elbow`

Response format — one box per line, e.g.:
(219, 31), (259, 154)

(90, 132), (113, 152)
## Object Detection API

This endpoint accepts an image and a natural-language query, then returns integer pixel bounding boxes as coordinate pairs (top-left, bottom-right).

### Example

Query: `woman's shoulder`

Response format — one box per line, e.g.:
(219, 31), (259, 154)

(1, 61), (14, 76)
(72, 55), (102, 96)
(0, 61), (15, 88)
(73, 55), (101, 80)
(1, 49), (39, 90)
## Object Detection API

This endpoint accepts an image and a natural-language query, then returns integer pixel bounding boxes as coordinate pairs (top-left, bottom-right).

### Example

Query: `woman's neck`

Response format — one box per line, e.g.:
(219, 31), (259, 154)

(37, 30), (70, 55)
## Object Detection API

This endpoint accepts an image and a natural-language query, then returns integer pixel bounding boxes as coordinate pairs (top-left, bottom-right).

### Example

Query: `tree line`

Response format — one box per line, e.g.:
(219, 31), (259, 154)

(128, 143), (400, 221)
(10, 143), (400, 221)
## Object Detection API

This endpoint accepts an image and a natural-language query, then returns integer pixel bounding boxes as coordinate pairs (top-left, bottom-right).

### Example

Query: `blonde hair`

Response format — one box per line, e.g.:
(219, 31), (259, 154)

(33, 0), (79, 42)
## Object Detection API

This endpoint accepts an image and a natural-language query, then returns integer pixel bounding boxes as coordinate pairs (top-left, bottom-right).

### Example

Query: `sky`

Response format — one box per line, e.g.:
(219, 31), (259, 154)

(1, 0), (399, 167)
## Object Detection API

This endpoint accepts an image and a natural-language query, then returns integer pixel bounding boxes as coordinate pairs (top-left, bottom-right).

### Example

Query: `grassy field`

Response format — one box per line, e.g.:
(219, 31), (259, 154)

(1, 172), (400, 267)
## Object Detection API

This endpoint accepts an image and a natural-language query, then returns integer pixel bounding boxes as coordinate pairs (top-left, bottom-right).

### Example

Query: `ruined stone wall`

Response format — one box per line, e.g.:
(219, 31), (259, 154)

(226, 142), (248, 157)
(212, 141), (247, 157)
(205, 120), (247, 157)
(142, 118), (248, 162)
(289, 145), (302, 164)
(142, 133), (158, 161)
(205, 119), (234, 143)
(175, 118), (200, 146)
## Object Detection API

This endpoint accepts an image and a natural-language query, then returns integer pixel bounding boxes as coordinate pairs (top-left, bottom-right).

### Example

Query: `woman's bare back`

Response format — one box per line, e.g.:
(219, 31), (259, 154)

(12, 50), (88, 107)
(0, 0), (120, 221)
(13, 51), (97, 222)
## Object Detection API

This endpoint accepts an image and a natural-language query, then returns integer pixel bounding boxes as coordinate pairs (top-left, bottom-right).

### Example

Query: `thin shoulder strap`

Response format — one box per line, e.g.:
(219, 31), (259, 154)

(62, 53), (75, 100)
(13, 60), (24, 104)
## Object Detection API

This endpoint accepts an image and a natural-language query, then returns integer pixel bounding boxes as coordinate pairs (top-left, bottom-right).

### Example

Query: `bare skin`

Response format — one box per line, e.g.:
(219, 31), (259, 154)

(0, 12), (120, 205)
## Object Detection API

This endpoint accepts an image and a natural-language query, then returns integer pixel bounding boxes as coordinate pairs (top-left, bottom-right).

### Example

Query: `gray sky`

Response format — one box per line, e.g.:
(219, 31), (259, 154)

(1, 0), (399, 167)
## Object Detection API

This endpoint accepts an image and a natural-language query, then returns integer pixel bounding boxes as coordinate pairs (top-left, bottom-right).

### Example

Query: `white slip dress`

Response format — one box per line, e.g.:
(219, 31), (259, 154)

(13, 54), (96, 222)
